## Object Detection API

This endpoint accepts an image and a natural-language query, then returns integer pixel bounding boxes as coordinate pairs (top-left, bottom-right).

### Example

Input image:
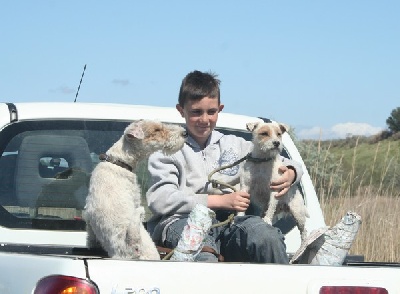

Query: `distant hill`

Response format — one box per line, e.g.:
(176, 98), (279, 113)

(296, 135), (400, 198)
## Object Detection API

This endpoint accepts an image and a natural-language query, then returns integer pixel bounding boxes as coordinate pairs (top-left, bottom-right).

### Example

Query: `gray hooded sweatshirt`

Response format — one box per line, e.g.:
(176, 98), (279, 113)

(146, 130), (303, 243)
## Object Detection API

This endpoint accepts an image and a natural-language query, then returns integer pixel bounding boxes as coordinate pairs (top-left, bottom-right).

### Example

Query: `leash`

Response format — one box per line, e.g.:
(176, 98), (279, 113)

(161, 153), (272, 261)
(99, 153), (133, 172)
(207, 153), (249, 192)
(205, 152), (273, 231)
(207, 152), (272, 192)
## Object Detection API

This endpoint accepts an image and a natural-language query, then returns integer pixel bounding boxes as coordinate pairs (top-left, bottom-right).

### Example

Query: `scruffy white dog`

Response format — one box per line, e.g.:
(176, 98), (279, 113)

(239, 121), (309, 243)
(84, 120), (186, 260)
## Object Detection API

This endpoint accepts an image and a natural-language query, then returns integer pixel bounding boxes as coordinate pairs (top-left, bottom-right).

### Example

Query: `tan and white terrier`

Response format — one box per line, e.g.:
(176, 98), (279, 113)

(239, 121), (309, 243)
(84, 120), (186, 260)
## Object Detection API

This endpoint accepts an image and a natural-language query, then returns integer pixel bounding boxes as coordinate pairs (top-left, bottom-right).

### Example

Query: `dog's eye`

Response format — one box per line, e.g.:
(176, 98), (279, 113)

(260, 132), (269, 136)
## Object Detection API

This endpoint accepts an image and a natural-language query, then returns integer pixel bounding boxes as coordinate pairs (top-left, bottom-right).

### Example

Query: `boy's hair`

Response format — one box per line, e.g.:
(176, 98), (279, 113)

(178, 70), (220, 107)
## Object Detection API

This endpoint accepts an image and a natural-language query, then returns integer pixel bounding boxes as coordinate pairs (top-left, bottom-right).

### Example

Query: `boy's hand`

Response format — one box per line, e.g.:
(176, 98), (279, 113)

(228, 191), (251, 212)
(208, 191), (250, 211)
(270, 166), (296, 197)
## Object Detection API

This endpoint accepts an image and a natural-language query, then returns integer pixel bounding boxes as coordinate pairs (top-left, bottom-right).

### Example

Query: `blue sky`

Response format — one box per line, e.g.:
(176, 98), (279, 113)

(1, 1), (399, 140)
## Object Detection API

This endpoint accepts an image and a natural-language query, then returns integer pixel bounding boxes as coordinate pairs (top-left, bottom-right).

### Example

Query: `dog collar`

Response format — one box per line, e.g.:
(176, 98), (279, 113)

(246, 153), (273, 163)
(99, 153), (133, 172)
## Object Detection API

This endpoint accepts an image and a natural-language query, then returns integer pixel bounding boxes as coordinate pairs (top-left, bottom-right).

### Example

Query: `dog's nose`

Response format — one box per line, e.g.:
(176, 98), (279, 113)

(273, 141), (280, 148)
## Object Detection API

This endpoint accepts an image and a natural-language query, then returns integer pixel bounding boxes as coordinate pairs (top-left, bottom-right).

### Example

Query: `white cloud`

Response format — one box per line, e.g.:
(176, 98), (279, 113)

(297, 123), (384, 140)
(331, 123), (383, 138)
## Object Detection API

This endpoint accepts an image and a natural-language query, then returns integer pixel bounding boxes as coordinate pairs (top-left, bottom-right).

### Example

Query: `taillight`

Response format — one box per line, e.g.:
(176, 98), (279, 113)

(320, 286), (388, 294)
(34, 275), (99, 294)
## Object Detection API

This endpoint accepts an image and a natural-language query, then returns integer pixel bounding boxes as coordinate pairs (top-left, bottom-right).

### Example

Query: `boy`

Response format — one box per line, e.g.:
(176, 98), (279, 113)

(146, 70), (303, 263)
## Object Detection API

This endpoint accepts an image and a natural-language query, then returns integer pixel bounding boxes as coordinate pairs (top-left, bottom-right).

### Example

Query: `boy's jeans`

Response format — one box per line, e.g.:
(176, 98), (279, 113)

(163, 215), (289, 263)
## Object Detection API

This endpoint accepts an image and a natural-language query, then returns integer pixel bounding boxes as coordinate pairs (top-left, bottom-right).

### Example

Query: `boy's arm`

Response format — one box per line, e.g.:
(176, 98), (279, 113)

(281, 156), (303, 185)
(146, 151), (208, 217)
(269, 156), (303, 197)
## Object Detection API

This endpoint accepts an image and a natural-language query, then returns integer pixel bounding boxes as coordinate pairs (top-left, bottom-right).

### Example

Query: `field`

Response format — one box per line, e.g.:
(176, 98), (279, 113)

(138, 134), (400, 262)
(321, 192), (400, 262)
(297, 136), (400, 262)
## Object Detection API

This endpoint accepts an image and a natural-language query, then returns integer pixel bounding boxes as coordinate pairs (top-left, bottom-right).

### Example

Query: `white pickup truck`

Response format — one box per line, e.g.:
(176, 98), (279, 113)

(0, 102), (399, 294)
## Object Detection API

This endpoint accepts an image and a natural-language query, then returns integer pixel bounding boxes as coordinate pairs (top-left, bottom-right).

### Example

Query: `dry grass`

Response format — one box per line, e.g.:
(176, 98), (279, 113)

(321, 190), (400, 262)
(306, 138), (400, 263)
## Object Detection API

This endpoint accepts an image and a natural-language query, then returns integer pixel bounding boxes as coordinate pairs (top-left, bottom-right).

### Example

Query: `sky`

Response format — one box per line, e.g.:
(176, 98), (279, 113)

(1, 1), (399, 140)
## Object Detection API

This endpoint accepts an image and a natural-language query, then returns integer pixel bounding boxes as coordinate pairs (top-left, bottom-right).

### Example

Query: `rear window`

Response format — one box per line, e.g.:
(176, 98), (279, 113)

(0, 120), (140, 230)
(0, 120), (299, 233)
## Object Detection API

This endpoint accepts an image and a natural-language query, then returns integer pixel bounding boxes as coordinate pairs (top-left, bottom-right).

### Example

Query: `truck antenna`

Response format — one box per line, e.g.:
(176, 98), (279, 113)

(74, 64), (87, 103)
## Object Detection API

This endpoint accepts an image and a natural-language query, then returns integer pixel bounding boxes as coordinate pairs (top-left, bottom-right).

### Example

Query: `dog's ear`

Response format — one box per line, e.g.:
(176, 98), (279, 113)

(126, 122), (145, 140)
(279, 123), (289, 134)
(246, 122), (259, 132)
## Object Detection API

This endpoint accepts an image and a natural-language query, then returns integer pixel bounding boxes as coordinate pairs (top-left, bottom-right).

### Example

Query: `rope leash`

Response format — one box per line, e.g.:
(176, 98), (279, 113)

(161, 153), (271, 261)
(164, 153), (252, 260)
(207, 153), (250, 192)
(207, 152), (272, 192)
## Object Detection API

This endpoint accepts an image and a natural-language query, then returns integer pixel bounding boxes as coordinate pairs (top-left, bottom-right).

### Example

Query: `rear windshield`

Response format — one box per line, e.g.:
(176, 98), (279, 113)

(0, 120), (134, 230)
(0, 119), (298, 233)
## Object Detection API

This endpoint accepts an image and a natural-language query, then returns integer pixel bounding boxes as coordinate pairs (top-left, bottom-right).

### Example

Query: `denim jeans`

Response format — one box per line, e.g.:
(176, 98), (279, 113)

(163, 215), (288, 263)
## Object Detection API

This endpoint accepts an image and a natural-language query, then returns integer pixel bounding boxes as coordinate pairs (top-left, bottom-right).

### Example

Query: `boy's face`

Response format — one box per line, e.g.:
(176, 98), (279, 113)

(176, 97), (224, 147)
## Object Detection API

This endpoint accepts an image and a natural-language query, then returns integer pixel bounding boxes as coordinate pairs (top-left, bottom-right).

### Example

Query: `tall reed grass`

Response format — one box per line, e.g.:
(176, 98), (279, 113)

(300, 138), (400, 262)
(322, 191), (400, 262)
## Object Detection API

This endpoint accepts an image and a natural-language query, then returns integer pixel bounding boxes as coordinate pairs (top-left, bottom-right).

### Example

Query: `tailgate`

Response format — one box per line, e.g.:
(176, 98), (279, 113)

(86, 259), (400, 294)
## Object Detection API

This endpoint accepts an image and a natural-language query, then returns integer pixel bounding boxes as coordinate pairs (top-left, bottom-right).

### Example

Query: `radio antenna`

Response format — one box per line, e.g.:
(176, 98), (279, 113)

(74, 64), (87, 102)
